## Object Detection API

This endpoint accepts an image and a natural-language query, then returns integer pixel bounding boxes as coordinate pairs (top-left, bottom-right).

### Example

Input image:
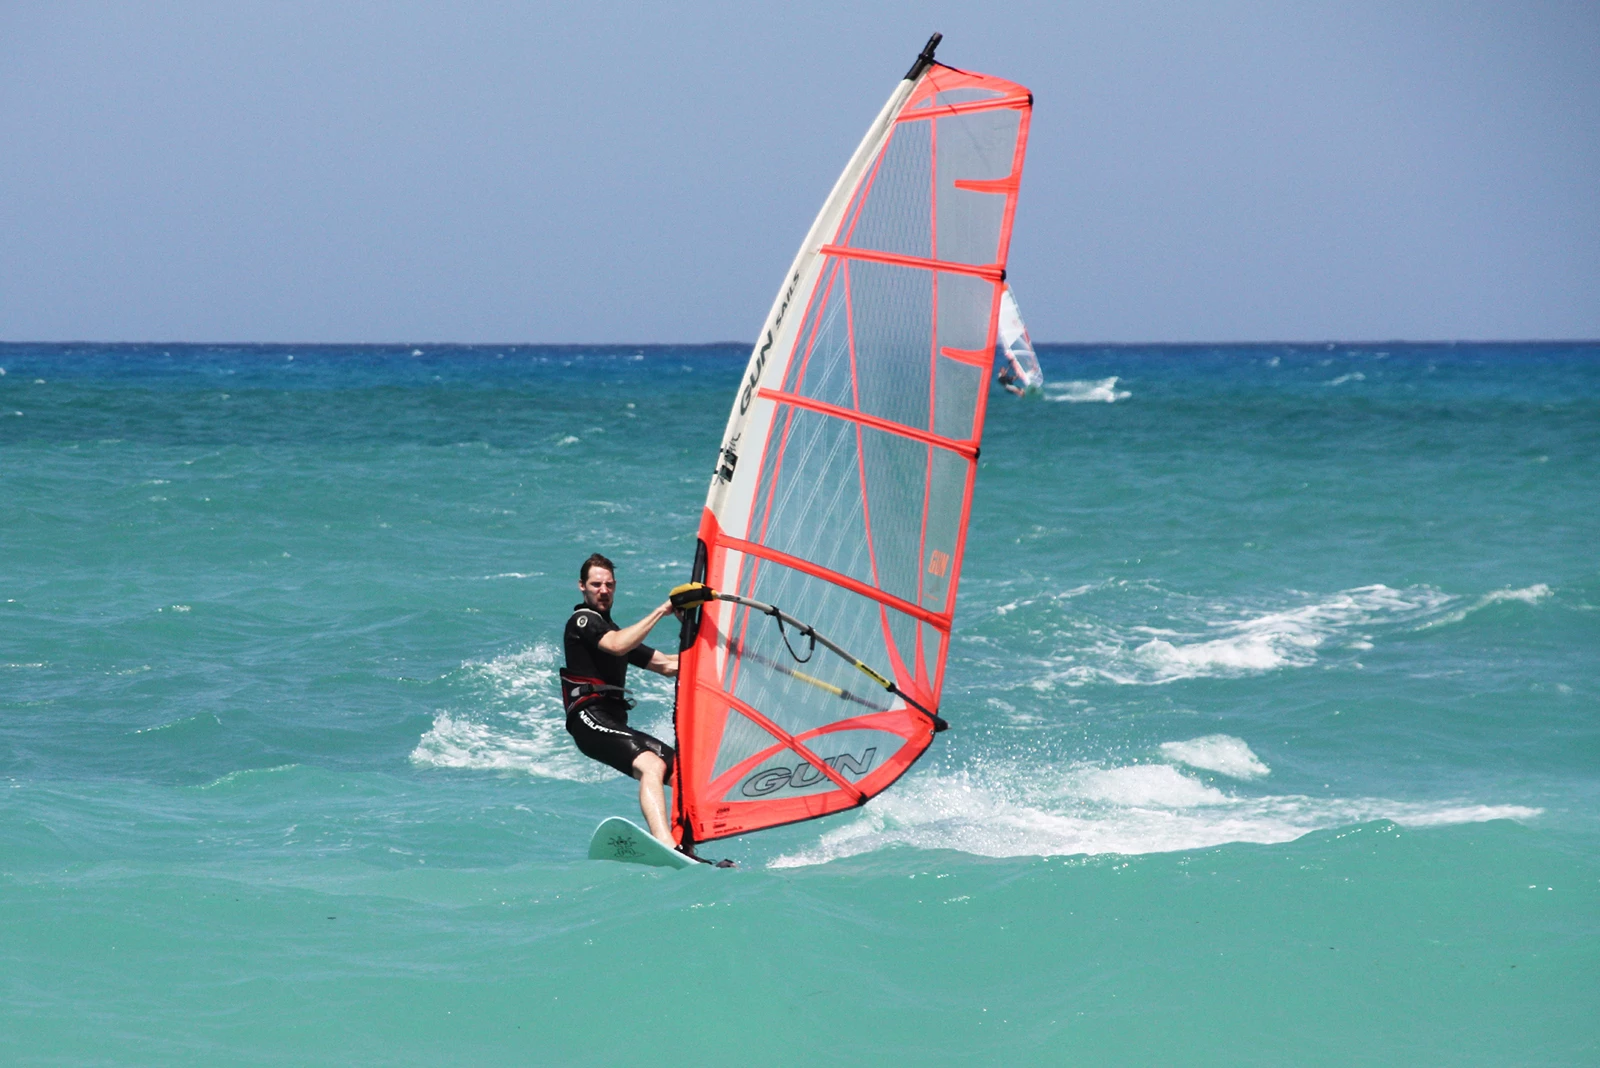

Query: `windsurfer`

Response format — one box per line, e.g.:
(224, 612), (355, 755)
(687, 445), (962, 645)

(560, 553), (681, 845)
(997, 353), (1028, 396)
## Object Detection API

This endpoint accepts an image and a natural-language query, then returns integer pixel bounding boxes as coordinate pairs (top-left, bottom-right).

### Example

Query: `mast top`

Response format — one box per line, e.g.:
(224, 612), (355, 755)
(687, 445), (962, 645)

(904, 32), (942, 81)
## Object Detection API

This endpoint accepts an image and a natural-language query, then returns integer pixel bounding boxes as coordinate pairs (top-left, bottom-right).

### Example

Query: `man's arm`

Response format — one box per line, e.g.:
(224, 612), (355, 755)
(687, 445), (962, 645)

(597, 599), (675, 657)
(644, 649), (678, 678)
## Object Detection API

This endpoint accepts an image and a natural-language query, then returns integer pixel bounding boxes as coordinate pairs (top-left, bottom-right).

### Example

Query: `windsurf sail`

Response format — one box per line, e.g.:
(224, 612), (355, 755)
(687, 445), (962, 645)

(671, 34), (1032, 849)
(997, 285), (1045, 392)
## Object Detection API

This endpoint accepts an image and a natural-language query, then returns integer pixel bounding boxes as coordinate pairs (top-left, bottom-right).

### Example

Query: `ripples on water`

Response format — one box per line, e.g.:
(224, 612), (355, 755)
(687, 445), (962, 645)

(2, 342), (1596, 1064)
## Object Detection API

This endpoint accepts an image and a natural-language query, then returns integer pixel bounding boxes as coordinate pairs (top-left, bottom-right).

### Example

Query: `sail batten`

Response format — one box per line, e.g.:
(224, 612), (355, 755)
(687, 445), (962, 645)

(672, 42), (1032, 848)
(714, 535), (950, 628)
(756, 389), (979, 457)
(817, 244), (1007, 280)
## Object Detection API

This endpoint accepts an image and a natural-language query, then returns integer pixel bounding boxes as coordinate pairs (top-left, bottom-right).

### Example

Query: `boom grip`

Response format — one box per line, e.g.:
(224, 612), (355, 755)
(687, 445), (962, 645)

(670, 582), (718, 611)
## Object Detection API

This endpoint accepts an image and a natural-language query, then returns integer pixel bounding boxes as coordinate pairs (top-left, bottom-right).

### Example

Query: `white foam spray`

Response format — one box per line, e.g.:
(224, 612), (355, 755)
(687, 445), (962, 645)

(1417, 584), (1551, 630)
(1045, 377), (1130, 403)
(1159, 734), (1271, 779)
(1031, 583), (1455, 688)
(768, 741), (1541, 868)
(409, 643), (676, 783)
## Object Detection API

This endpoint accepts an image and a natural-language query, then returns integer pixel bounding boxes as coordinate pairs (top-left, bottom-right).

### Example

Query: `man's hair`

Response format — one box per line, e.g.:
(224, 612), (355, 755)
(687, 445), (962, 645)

(579, 553), (616, 583)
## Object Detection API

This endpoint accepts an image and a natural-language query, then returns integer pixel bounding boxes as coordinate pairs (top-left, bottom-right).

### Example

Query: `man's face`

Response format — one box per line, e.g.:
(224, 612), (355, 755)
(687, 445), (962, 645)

(580, 566), (615, 612)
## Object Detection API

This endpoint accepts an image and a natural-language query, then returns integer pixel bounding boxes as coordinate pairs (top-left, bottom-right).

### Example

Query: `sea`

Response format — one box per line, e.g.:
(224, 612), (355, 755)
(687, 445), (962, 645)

(2, 340), (1596, 1065)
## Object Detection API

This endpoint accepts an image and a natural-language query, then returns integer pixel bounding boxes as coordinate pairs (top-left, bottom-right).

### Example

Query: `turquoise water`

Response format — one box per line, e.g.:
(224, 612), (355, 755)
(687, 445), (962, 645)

(3, 341), (1596, 1065)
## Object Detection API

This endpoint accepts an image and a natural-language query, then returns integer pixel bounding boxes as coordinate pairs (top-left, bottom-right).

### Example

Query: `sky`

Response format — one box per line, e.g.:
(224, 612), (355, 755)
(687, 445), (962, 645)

(1, 1), (1596, 344)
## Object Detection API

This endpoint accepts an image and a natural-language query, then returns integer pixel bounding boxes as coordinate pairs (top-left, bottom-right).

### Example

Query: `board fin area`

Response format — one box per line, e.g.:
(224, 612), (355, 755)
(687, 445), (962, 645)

(587, 817), (698, 869)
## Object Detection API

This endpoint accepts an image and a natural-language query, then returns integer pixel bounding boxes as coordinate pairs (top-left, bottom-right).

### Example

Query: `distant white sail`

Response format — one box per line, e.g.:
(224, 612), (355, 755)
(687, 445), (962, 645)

(997, 285), (1044, 393)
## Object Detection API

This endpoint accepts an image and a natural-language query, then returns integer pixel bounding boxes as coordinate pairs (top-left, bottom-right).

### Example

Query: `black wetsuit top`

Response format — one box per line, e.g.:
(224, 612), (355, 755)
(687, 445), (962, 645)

(561, 604), (673, 777)
(563, 604), (655, 694)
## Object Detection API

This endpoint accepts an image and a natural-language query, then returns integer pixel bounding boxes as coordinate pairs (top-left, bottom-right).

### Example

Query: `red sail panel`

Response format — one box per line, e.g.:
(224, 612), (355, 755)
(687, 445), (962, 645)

(673, 57), (1033, 848)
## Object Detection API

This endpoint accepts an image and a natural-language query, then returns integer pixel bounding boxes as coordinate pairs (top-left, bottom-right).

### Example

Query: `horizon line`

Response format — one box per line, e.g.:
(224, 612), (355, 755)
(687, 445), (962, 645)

(3, 337), (1598, 349)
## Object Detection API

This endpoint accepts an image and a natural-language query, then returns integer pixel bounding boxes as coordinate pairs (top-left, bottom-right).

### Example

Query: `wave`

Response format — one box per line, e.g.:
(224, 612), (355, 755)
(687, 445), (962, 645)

(978, 578), (1552, 690)
(1129, 584), (1450, 681)
(1017, 583), (1453, 687)
(133, 712), (220, 736)
(1045, 377), (1130, 403)
(408, 643), (676, 783)
(1158, 734), (1270, 779)
(410, 709), (600, 780)
(768, 743), (1541, 868)
(1417, 584), (1551, 630)
(198, 764), (300, 790)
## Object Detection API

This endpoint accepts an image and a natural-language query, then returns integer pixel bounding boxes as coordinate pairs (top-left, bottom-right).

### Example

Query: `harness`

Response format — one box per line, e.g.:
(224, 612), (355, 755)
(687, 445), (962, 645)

(558, 667), (633, 716)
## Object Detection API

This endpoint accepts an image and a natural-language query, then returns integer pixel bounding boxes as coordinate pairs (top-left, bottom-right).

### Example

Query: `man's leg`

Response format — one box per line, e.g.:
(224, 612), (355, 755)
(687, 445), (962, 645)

(631, 751), (671, 845)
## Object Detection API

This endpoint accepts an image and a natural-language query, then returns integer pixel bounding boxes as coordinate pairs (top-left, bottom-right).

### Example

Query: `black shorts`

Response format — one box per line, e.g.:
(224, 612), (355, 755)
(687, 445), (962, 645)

(566, 702), (675, 778)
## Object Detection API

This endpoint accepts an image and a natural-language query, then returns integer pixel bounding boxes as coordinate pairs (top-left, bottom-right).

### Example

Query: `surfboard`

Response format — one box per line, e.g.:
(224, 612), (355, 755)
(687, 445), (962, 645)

(587, 817), (696, 869)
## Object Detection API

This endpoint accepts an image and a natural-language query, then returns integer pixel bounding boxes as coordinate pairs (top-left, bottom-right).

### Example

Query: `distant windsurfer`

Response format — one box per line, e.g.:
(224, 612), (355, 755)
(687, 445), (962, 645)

(560, 553), (681, 846)
(997, 353), (1028, 396)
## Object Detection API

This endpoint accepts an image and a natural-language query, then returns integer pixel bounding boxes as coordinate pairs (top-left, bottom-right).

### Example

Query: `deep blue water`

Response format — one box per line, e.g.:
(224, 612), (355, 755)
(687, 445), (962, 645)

(2, 341), (1596, 1065)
